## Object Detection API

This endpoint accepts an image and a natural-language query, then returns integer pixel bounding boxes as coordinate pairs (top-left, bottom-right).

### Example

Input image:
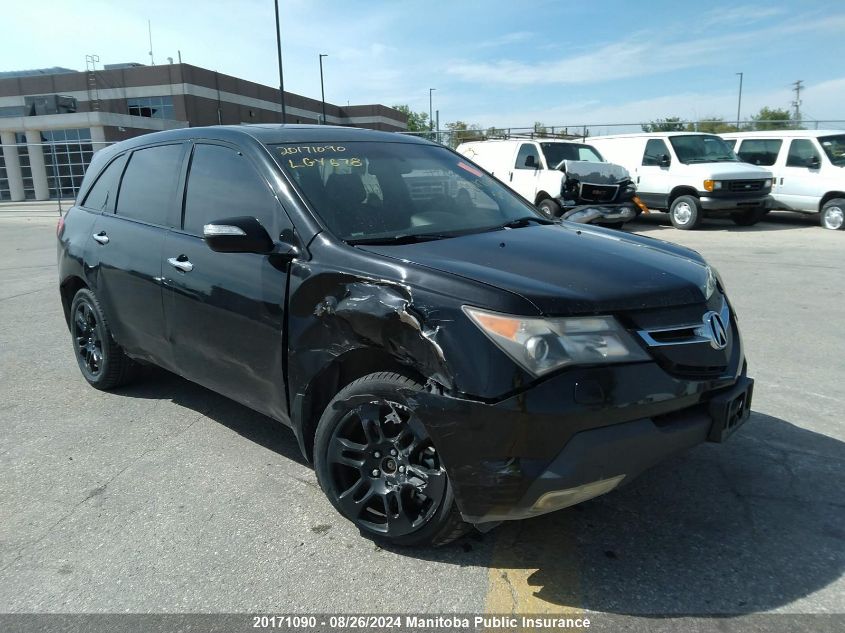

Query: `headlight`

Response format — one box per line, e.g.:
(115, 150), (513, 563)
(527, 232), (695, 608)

(703, 180), (723, 191)
(704, 265), (718, 299)
(764, 178), (772, 188)
(463, 307), (649, 376)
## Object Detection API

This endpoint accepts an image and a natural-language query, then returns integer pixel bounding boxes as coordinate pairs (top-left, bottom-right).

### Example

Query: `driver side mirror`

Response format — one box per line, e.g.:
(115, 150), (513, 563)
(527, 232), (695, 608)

(525, 155), (538, 169)
(806, 155), (821, 169)
(203, 216), (275, 254)
(660, 154), (671, 167)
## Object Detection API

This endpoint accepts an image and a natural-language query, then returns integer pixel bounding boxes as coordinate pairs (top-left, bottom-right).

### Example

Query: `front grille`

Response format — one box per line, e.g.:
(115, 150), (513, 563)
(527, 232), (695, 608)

(635, 298), (732, 379)
(726, 179), (765, 192)
(578, 182), (619, 202)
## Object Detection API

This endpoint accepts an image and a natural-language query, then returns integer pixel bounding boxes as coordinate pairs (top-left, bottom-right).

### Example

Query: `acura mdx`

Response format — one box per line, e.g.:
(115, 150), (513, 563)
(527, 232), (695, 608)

(57, 125), (754, 546)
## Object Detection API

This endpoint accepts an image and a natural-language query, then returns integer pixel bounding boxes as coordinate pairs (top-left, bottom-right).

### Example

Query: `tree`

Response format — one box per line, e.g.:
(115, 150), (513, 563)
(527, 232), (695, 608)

(392, 104), (430, 133)
(685, 117), (739, 134)
(641, 117), (686, 132)
(533, 121), (548, 137)
(748, 107), (798, 131)
(444, 121), (484, 147)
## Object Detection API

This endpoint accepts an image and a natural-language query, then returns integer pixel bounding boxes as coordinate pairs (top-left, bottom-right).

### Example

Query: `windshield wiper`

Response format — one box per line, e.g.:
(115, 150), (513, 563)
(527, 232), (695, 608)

(497, 216), (555, 230)
(346, 233), (453, 246)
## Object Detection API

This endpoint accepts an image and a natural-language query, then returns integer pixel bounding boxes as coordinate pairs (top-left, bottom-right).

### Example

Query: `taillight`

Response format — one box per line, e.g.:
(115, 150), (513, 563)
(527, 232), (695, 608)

(56, 215), (65, 236)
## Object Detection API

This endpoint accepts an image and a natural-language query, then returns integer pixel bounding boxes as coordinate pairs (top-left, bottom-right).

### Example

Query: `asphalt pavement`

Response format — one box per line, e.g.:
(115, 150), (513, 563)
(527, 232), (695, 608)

(0, 207), (842, 630)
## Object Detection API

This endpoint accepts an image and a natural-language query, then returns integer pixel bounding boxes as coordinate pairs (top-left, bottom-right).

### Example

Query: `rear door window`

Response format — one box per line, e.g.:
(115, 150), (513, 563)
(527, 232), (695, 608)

(116, 144), (186, 226)
(182, 144), (284, 236)
(642, 139), (670, 166)
(736, 139), (782, 166)
(82, 154), (127, 212)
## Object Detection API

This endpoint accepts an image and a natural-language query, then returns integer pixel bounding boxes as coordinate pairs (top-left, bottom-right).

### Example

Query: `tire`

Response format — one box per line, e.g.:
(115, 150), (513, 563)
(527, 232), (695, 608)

(69, 288), (136, 390)
(538, 198), (562, 219)
(731, 207), (766, 226)
(669, 195), (703, 230)
(314, 372), (469, 547)
(820, 198), (845, 230)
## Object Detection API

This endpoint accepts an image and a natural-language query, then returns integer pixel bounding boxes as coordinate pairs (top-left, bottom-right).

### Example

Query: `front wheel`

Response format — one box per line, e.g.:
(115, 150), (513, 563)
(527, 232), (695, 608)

(314, 372), (468, 547)
(820, 198), (845, 230)
(669, 195), (703, 230)
(538, 198), (562, 218)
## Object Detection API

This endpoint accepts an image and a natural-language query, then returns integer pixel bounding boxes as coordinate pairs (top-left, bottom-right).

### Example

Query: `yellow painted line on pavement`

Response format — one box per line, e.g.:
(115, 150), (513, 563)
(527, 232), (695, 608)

(484, 512), (584, 617)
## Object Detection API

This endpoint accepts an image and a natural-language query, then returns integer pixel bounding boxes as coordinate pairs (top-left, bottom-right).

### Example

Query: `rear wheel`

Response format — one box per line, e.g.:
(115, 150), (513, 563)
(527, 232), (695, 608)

(820, 198), (845, 230)
(669, 195), (703, 230)
(69, 288), (135, 390)
(314, 372), (468, 547)
(731, 207), (766, 226)
(538, 198), (562, 219)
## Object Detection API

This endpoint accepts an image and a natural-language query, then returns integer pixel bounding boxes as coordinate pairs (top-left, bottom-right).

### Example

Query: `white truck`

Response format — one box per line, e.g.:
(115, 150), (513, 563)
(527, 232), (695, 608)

(456, 139), (641, 228)
(588, 133), (773, 230)
(722, 130), (845, 230)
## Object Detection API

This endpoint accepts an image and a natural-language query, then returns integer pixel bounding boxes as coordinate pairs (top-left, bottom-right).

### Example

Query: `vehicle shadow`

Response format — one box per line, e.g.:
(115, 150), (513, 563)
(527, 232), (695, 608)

(112, 366), (308, 467)
(629, 211), (820, 233)
(111, 371), (844, 615)
(396, 412), (845, 615)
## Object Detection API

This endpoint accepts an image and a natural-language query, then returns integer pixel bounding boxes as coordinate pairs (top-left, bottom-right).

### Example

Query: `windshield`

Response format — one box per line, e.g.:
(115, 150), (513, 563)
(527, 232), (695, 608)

(669, 135), (738, 164)
(819, 134), (845, 167)
(273, 141), (544, 242)
(541, 142), (603, 167)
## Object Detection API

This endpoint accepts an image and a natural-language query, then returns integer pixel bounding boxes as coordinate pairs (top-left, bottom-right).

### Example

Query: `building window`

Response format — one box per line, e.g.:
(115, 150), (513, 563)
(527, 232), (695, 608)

(15, 133), (35, 200)
(127, 95), (175, 119)
(0, 151), (9, 201)
(41, 128), (93, 199)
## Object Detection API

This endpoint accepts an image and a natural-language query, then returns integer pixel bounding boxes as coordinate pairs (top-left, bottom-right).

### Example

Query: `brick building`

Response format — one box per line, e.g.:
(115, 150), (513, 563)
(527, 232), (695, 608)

(0, 63), (407, 201)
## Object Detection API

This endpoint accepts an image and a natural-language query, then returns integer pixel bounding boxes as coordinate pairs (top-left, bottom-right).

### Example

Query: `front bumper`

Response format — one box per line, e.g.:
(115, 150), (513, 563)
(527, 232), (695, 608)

(559, 203), (637, 225)
(699, 195), (770, 211)
(408, 358), (751, 525)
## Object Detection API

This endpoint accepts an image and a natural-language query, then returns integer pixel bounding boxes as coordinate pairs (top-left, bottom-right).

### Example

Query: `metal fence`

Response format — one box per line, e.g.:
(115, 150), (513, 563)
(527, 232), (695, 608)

(401, 119), (845, 148)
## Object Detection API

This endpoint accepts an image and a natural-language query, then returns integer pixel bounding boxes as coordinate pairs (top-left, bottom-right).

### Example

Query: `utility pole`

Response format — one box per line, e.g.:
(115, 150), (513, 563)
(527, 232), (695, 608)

(429, 88), (436, 134)
(791, 80), (803, 125)
(735, 72), (743, 129)
(147, 20), (155, 65)
(319, 54), (328, 124)
(274, 0), (287, 123)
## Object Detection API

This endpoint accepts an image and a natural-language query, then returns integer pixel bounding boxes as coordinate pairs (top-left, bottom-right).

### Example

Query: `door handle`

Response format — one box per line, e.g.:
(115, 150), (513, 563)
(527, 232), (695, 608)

(167, 256), (194, 273)
(92, 231), (109, 245)
(509, 171), (513, 181)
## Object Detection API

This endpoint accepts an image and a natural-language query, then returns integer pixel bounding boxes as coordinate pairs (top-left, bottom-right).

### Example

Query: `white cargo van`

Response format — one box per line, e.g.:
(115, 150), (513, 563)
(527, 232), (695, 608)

(589, 133), (773, 230)
(455, 139), (640, 227)
(721, 130), (845, 230)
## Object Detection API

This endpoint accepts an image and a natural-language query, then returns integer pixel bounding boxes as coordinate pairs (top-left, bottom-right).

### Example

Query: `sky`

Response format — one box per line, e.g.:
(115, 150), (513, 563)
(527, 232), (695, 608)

(3, 0), (844, 130)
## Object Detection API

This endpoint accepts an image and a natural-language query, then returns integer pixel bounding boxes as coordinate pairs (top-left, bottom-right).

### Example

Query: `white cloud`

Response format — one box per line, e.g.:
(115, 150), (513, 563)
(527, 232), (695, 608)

(447, 15), (845, 86)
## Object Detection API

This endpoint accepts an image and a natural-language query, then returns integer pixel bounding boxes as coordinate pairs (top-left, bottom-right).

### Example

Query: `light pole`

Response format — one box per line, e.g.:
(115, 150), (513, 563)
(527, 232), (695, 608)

(735, 72), (743, 130)
(319, 54), (328, 124)
(429, 88), (436, 134)
(274, 0), (287, 122)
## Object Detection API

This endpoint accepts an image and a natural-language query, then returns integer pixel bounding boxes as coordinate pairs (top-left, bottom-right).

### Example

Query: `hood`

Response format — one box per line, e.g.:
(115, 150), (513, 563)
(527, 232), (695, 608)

(560, 160), (630, 183)
(357, 224), (711, 315)
(680, 162), (772, 179)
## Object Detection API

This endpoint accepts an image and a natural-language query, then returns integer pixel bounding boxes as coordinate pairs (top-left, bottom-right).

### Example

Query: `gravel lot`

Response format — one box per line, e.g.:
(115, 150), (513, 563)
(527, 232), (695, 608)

(0, 207), (842, 629)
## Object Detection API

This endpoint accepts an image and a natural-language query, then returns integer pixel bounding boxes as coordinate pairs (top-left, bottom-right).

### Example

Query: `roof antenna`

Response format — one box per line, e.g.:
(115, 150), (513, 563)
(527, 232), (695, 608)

(148, 20), (155, 65)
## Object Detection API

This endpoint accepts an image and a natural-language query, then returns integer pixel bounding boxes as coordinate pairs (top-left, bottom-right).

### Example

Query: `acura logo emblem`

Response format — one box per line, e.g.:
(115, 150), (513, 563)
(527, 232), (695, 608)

(702, 311), (728, 350)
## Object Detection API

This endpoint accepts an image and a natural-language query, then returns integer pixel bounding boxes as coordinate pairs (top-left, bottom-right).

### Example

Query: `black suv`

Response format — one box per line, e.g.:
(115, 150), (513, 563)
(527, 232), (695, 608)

(58, 125), (753, 546)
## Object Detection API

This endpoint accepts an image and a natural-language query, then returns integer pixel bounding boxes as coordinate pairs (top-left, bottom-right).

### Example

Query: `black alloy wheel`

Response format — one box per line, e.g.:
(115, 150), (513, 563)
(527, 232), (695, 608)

(314, 373), (467, 547)
(69, 288), (134, 390)
(72, 298), (104, 378)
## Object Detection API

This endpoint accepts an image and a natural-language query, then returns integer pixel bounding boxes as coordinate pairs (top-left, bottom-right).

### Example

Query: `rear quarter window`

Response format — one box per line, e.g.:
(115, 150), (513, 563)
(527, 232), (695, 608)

(81, 154), (128, 212)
